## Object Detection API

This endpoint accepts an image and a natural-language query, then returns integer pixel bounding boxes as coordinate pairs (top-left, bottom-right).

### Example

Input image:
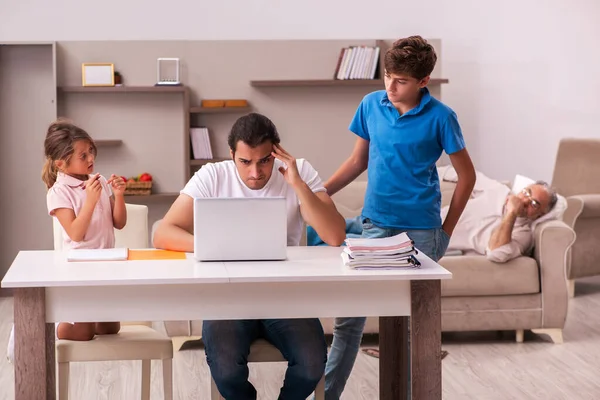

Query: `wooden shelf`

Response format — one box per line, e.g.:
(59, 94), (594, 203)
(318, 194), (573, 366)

(190, 158), (228, 167)
(250, 79), (382, 87)
(190, 106), (252, 114)
(95, 139), (122, 146)
(249, 78), (449, 87)
(58, 86), (187, 93)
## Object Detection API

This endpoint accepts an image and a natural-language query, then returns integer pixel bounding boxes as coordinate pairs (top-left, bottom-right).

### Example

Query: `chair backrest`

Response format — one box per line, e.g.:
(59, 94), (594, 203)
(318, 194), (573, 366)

(115, 203), (149, 248)
(151, 219), (162, 247)
(551, 138), (600, 197)
(53, 203), (149, 250)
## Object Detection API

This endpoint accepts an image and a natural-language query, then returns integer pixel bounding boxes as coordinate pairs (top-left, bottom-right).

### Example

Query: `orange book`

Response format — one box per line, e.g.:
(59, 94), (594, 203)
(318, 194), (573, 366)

(128, 250), (186, 260)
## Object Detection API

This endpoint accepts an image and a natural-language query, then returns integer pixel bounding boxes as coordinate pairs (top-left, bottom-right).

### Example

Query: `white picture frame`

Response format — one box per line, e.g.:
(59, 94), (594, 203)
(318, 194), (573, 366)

(82, 63), (115, 87)
(156, 58), (181, 86)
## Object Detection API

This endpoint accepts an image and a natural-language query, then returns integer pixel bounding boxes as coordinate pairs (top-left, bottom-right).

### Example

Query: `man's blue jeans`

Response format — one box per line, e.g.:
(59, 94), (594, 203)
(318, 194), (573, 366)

(324, 219), (450, 399)
(203, 318), (327, 400)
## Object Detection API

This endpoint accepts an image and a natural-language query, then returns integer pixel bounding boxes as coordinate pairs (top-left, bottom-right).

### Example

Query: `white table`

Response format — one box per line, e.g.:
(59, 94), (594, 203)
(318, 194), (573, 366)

(2, 246), (451, 400)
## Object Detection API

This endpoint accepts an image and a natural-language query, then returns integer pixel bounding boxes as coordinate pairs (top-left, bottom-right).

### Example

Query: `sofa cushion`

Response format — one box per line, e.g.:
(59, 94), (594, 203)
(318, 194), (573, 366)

(439, 255), (540, 297)
(331, 180), (457, 216)
(440, 181), (457, 208)
(331, 181), (367, 219)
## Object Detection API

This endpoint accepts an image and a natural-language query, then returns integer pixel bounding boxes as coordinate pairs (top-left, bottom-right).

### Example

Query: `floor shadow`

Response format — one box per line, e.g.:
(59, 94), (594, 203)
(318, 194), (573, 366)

(177, 329), (550, 353)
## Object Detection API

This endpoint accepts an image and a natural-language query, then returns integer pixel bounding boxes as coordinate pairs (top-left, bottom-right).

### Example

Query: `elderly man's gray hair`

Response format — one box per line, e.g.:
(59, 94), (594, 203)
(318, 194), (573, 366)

(535, 180), (558, 211)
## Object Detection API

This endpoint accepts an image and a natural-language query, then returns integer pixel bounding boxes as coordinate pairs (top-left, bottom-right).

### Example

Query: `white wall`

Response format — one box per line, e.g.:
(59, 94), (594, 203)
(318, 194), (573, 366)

(2, 0), (600, 182)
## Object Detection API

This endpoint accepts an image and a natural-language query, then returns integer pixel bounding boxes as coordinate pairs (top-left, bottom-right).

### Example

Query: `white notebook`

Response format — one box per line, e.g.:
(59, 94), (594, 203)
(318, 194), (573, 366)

(67, 248), (129, 262)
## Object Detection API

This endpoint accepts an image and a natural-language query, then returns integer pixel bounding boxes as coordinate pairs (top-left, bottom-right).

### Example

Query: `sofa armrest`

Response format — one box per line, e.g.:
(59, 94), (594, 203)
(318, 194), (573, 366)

(563, 195), (600, 228)
(532, 219), (576, 328)
(563, 195), (600, 281)
(574, 194), (600, 218)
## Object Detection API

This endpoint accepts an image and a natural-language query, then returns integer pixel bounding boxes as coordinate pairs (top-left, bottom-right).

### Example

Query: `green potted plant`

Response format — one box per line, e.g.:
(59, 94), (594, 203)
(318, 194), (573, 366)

(114, 71), (123, 86)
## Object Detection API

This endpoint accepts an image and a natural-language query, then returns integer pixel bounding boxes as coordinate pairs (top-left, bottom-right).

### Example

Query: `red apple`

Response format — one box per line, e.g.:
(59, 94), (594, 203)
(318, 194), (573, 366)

(139, 173), (152, 182)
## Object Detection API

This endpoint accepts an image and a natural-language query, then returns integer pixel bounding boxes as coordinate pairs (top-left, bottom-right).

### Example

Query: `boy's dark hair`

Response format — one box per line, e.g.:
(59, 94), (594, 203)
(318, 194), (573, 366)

(384, 35), (437, 81)
(228, 113), (281, 152)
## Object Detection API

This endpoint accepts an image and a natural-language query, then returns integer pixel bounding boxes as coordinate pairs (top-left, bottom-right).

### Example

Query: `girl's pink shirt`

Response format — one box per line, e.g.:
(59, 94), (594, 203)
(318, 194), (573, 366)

(47, 172), (115, 249)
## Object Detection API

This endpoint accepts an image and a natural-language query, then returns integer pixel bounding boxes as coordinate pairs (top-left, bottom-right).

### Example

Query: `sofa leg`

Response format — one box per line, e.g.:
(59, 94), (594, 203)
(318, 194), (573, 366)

(567, 279), (575, 298)
(516, 329), (524, 343)
(532, 329), (563, 344)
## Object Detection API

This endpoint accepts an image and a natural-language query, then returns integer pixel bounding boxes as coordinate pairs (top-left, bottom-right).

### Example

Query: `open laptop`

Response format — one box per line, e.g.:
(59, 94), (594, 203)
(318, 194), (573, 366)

(193, 197), (287, 261)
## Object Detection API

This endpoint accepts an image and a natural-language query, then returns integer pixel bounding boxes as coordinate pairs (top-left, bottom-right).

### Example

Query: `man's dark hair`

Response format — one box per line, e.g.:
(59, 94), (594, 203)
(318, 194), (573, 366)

(228, 113), (281, 152)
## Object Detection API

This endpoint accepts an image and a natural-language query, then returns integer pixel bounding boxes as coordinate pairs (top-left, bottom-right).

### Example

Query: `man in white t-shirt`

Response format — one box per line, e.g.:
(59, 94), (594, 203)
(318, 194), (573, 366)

(154, 112), (346, 400)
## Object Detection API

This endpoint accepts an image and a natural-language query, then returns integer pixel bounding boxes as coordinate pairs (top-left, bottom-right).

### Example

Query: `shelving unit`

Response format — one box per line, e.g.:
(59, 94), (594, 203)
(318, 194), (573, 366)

(58, 85), (190, 199)
(56, 38), (450, 200)
(249, 40), (449, 89)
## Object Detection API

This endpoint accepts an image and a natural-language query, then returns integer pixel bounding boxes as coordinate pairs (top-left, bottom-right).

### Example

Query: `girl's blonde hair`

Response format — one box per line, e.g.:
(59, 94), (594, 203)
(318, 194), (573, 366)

(41, 119), (97, 189)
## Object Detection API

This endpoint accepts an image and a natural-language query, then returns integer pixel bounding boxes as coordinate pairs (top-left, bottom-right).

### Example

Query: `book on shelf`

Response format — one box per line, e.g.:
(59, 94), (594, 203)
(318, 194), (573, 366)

(333, 46), (380, 80)
(190, 127), (213, 159)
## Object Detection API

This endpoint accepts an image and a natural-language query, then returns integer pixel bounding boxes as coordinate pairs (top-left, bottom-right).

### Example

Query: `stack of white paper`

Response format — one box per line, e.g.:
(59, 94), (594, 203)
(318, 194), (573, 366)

(67, 248), (129, 262)
(341, 232), (420, 270)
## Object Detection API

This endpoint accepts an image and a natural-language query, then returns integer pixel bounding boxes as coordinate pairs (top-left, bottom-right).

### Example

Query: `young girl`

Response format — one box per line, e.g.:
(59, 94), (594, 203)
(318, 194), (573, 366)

(44, 119), (128, 340)
(7, 119), (128, 362)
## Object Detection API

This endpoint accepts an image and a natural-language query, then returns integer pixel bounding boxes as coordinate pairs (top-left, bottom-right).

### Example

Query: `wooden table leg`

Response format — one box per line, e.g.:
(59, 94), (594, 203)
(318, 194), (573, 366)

(379, 316), (409, 400)
(14, 288), (55, 400)
(411, 280), (441, 400)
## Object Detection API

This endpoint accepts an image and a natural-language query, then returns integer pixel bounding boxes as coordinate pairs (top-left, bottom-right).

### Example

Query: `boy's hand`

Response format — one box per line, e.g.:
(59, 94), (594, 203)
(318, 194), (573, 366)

(83, 173), (102, 205)
(272, 144), (303, 188)
(108, 174), (126, 197)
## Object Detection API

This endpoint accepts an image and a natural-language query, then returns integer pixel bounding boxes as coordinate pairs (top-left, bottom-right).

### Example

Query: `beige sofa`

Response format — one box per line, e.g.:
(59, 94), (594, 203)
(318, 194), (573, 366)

(551, 138), (600, 297)
(163, 179), (575, 344)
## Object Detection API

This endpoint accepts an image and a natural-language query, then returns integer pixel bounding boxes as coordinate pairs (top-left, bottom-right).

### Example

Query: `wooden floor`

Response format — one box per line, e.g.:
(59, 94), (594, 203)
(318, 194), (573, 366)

(3, 277), (600, 399)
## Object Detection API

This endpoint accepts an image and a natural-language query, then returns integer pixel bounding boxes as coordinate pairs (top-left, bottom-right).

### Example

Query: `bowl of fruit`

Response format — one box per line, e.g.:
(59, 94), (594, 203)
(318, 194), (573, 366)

(124, 173), (153, 196)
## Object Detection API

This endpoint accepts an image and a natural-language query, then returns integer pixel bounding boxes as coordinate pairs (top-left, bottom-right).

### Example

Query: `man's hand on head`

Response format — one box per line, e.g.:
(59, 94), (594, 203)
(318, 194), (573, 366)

(272, 144), (305, 188)
(505, 194), (526, 218)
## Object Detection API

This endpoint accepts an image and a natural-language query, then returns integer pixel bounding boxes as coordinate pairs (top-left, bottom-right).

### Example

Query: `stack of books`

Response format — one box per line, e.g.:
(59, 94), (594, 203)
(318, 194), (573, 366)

(341, 232), (420, 270)
(333, 46), (381, 80)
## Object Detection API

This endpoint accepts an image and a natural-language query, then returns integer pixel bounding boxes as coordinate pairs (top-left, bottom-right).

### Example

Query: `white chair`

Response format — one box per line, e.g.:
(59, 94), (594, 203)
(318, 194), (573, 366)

(53, 203), (173, 400)
(210, 339), (325, 400)
(53, 203), (150, 250)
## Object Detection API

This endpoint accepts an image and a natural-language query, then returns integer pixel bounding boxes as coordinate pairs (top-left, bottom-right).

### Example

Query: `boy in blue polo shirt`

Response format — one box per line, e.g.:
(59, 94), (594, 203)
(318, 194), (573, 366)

(323, 36), (476, 399)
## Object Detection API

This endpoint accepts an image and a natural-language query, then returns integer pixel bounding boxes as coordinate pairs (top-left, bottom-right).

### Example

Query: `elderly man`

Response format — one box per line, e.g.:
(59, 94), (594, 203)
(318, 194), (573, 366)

(442, 179), (558, 263)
